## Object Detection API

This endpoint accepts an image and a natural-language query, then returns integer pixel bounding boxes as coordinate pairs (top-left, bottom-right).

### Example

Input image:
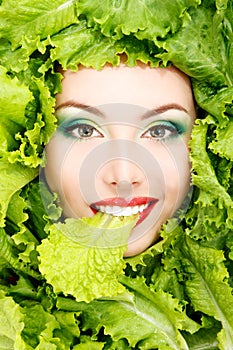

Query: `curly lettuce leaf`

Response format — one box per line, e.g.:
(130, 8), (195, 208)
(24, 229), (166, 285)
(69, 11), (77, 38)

(6, 73), (57, 168)
(21, 303), (62, 349)
(179, 235), (233, 350)
(209, 120), (233, 160)
(53, 310), (81, 349)
(0, 0), (78, 49)
(50, 21), (160, 70)
(189, 119), (233, 233)
(37, 213), (138, 302)
(0, 66), (32, 155)
(50, 22), (120, 70)
(6, 190), (39, 267)
(0, 161), (37, 228)
(158, 4), (228, 85)
(77, 276), (199, 350)
(123, 225), (233, 349)
(73, 337), (105, 350)
(182, 326), (220, 350)
(192, 81), (233, 126)
(77, 0), (200, 40)
(0, 290), (25, 349)
(160, 6), (228, 82)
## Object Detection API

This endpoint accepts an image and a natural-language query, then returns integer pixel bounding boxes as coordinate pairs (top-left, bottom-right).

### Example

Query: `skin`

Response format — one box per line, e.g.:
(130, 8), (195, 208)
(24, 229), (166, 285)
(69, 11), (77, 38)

(45, 62), (196, 256)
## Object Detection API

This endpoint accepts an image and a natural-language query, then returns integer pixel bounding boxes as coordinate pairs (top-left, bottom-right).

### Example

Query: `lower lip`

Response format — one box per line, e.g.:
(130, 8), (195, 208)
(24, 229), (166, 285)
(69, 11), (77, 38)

(90, 199), (158, 225)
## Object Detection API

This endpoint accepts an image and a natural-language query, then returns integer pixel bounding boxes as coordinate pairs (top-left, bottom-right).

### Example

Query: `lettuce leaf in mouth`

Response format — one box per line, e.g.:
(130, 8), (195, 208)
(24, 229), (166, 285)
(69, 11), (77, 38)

(37, 212), (138, 303)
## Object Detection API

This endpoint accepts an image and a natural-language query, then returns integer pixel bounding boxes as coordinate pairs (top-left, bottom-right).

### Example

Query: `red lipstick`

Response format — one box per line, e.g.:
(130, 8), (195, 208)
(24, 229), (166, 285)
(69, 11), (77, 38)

(90, 197), (158, 225)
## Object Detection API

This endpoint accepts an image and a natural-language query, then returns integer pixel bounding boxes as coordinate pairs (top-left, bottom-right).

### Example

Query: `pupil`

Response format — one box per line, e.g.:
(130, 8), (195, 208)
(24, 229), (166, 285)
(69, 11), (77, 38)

(150, 126), (165, 138)
(79, 125), (93, 137)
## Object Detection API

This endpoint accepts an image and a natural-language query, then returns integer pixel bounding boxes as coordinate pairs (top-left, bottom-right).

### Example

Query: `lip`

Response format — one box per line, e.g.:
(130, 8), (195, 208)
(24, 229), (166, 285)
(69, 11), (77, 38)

(90, 197), (158, 225)
(91, 197), (157, 207)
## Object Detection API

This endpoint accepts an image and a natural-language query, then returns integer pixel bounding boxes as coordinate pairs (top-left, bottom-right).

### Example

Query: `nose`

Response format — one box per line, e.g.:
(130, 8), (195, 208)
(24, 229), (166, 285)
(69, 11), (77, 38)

(100, 158), (145, 197)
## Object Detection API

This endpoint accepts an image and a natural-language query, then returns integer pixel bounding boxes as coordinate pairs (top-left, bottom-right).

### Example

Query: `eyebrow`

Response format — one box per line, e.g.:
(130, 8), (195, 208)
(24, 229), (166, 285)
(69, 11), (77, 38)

(141, 103), (189, 120)
(55, 101), (106, 119)
(56, 101), (188, 119)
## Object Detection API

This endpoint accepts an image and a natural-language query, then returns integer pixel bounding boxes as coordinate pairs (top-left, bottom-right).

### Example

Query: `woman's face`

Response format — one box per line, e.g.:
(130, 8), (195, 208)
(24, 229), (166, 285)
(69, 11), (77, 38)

(45, 63), (196, 256)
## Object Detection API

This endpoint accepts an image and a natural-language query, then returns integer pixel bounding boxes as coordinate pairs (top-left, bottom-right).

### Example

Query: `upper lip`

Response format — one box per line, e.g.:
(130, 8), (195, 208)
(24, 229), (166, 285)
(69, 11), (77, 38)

(90, 197), (158, 208)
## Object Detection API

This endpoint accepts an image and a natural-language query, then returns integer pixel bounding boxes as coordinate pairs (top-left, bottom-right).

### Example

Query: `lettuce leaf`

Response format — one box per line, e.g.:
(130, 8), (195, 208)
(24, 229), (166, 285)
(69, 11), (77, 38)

(21, 303), (62, 349)
(189, 119), (233, 234)
(76, 0), (200, 41)
(0, 66), (32, 155)
(0, 291), (25, 349)
(0, 0), (78, 49)
(0, 161), (37, 228)
(49, 21), (159, 70)
(37, 213), (138, 302)
(179, 236), (233, 349)
(74, 276), (199, 350)
(158, 4), (228, 84)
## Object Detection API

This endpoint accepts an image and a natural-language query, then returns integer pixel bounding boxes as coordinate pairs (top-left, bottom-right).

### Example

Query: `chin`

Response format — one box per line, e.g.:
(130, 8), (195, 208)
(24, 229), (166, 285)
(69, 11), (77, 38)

(123, 230), (160, 257)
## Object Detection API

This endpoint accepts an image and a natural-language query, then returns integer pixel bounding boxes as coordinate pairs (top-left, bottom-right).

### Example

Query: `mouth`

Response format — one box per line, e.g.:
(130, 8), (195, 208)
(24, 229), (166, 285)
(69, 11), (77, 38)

(90, 197), (158, 225)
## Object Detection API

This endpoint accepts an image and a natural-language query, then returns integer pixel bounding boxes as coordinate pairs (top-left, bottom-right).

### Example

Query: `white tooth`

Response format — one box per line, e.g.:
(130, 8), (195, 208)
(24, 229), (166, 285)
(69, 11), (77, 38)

(112, 206), (121, 216)
(138, 205), (144, 213)
(123, 207), (133, 216)
(112, 207), (126, 216)
(112, 206), (120, 215)
(105, 206), (113, 214)
(139, 204), (148, 213)
(101, 205), (151, 217)
(132, 205), (139, 214)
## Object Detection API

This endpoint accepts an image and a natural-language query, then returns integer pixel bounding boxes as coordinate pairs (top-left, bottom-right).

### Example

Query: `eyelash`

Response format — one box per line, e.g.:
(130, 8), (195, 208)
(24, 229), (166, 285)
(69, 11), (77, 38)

(141, 121), (183, 141)
(59, 119), (103, 140)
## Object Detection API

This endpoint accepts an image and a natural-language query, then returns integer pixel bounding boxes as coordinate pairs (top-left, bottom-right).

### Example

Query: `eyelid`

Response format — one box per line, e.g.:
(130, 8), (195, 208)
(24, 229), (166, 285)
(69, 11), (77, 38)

(55, 106), (103, 122)
(140, 120), (183, 136)
(59, 117), (98, 128)
(58, 117), (105, 138)
(140, 109), (190, 129)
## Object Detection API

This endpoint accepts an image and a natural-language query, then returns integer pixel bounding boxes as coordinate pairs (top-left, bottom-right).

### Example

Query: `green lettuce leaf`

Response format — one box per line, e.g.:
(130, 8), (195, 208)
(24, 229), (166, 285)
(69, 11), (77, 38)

(6, 190), (38, 266)
(0, 290), (25, 349)
(0, 66), (32, 155)
(37, 213), (138, 302)
(73, 336), (105, 350)
(77, 0), (200, 41)
(50, 21), (159, 70)
(50, 22), (120, 70)
(20, 303), (60, 349)
(0, 0), (78, 49)
(189, 119), (233, 233)
(182, 326), (220, 350)
(77, 276), (199, 350)
(158, 4), (228, 84)
(192, 81), (233, 126)
(0, 161), (37, 228)
(209, 120), (233, 160)
(53, 310), (81, 349)
(179, 236), (233, 350)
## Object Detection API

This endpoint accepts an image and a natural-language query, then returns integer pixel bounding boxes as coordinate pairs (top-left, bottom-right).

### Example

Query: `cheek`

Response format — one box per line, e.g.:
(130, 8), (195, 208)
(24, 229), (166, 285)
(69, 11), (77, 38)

(45, 137), (82, 196)
(162, 145), (191, 211)
(147, 141), (191, 204)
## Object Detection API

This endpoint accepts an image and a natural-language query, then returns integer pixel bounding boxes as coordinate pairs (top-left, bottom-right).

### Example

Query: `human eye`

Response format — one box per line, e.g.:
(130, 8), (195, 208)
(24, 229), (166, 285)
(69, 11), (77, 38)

(58, 118), (104, 140)
(141, 120), (183, 141)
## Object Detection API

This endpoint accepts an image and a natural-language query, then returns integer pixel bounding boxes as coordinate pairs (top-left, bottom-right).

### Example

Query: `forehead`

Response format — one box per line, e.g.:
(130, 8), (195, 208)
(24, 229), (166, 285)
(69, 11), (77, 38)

(56, 64), (195, 118)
